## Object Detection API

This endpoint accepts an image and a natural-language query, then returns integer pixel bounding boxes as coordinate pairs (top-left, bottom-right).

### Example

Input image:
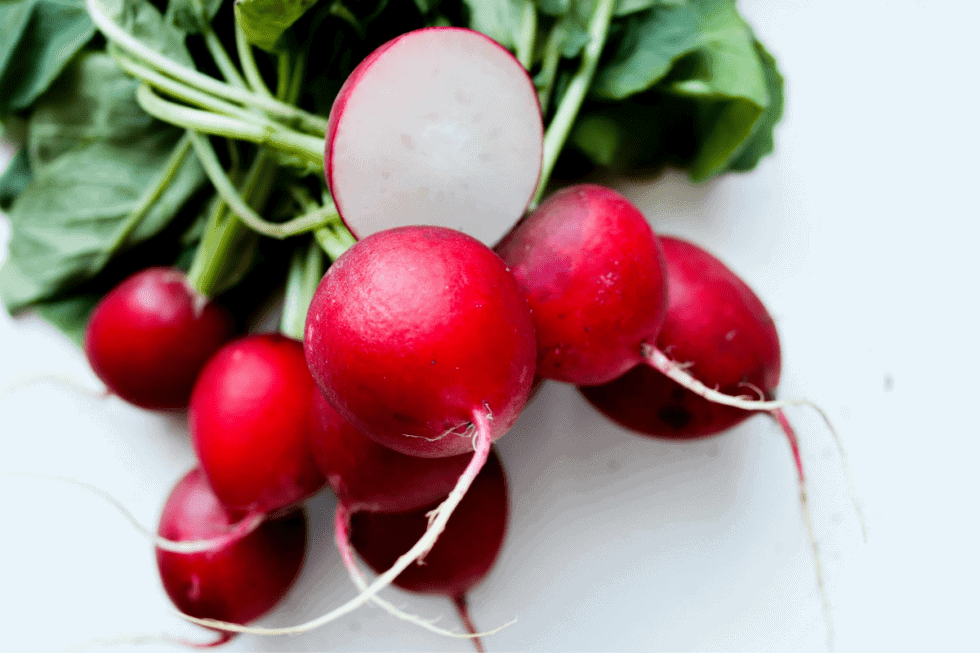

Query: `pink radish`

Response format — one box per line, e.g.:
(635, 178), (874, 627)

(309, 389), (469, 514)
(325, 27), (543, 247)
(156, 468), (307, 642)
(176, 225), (534, 636)
(576, 234), (852, 644)
(579, 235), (783, 438)
(304, 225), (536, 459)
(190, 333), (325, 517)
(495, 184), (669, 386)
(84, 267), (234, 410)
(344, 448), (509, 652)
(310, 390), (506, 642)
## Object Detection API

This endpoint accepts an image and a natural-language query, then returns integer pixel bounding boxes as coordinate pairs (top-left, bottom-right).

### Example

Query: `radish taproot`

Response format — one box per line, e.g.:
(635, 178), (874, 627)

(83, 267), (235, 410)
(190, 333), (325, 517)
(344, 448), (509, 652)
(325, 27), (543, 247)
(176, 225), (535, 636)
(156, 468), (307, 641)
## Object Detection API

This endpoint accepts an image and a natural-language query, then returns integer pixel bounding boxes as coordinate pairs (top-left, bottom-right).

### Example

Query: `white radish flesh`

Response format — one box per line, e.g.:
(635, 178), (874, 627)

(326, 27), (543, 247)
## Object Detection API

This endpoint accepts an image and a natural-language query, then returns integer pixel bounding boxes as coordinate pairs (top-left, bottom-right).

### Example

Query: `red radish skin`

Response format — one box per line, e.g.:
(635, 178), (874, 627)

(325, 27), (543, 247)
(304, 225), (536, 459)
(156, 468), (307, 636)
(495, 184), (668, 386)
(345, 449), (509, 652)
(190, 334), (325, 517)
(84, 267), (234, 410)
(309, 390), (470, 514)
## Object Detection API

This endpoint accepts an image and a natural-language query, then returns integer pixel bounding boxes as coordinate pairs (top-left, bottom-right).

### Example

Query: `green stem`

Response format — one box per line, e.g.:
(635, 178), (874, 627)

(187, 148), (278, 295)
(102, 133), (193, 258)
(115, 53), (264, 125)
(534, 0), (616, 206)
(537, 19), (565, 116)
(137, 85), (324, 168)
(313, 224), (355, 261)
(202, 29), (248, 89)
(85, 0), (328, 136)
(516, 0), (537, 70)
(280, 238), (324, 340)
(276, 52), (292, 102)
(235, 19), (274, 98)
(187, 130), (334, 238)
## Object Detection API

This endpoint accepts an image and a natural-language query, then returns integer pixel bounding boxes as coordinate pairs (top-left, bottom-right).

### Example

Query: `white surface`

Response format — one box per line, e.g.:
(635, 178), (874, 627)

(2, 1), (979, 651)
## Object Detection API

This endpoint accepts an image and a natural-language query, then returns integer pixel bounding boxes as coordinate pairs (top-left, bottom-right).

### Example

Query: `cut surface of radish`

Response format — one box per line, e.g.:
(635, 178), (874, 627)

(326, 27), (543, 247)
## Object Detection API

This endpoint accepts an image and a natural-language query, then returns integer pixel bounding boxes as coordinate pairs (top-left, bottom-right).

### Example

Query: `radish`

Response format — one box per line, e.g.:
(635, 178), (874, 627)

(311, 390), (509, 642)
(156, 468), (307, 642)
(190, 333), (325, 517)
(495, 184), (669, 386)
(84, 267), (235, 410)
(177, 225), (535, 636)
(343, 448), (509, 652)
(304, 225), (536, 459)
(576, 234), (857, 644)
(579, 235), (783, 438)
(309, 389), (469, 515)
(325, 27), (543, 247)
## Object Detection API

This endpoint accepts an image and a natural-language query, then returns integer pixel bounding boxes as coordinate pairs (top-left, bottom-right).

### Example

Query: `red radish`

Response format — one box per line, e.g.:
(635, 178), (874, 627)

(577, 234), (841, 643)
(175, 226), (534, 636)
(309, 390), (470, 514)
(304, 225), (536, 459)
(84, 267), (234, 410)
(495, 184), (669, 386)
(579, 235), (782, 438)
(325, 27), (543, 247)
(344, 449), (509, 652)
(190, 334), (325, 517)
(156, 468), (307, 640)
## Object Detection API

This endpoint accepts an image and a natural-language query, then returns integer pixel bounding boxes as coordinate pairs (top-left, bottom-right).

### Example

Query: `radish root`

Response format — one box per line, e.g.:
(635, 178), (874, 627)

(771, 408), (834, 652)
(174, 408), (495, 635)
(333, 502), (515, 641)
(2, 472), (264, 553)
(644, 343), (867, 541)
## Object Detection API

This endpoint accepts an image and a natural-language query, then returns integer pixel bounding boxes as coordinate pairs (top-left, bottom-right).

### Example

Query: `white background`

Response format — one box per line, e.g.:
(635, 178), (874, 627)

(2, 1), (978, 651)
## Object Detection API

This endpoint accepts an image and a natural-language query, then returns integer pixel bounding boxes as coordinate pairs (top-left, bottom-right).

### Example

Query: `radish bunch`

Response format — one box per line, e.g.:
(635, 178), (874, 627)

(56, 22), (846, 651)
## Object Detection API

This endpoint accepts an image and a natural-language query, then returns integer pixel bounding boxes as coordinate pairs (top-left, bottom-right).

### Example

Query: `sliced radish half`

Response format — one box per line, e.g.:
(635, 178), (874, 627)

(325, 27), (543, 247)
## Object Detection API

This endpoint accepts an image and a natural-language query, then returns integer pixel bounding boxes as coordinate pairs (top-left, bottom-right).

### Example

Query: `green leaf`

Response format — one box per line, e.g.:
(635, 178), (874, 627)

(26, 53), (157, 174)
(165, 0), (225, 33)
(235, 0), (321, 51)
(0, 54), (206, 313)
(591, 0), (701, 99)
(727, 38), (783, 172)
(0, 147), (32, 211)
(661, 1), (768, 179)
(100, 0), (195, 67)
(462, 0), (526, 50)
(0, 0), (96, 117)
(31, 293), (101, 346)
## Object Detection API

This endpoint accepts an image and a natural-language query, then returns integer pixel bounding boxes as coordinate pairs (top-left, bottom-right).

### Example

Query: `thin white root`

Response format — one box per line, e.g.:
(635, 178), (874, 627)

(2, 472), (264, 553)
(175, 409), (495, 635)
(333, 503), (516, 639)
(771, 409), (834, 652)
(645, 344), (867, 542)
